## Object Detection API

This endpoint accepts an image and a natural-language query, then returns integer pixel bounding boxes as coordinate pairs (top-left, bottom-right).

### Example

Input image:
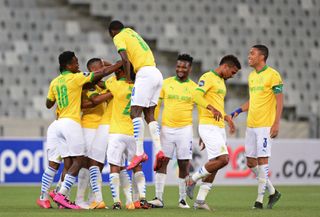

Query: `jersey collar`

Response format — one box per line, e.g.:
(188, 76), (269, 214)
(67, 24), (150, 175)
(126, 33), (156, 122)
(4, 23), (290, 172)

(256, 65), (268, 74)
(118, 77), (126, 81)
(211, 70), (222, 78)
(174, 76), (190, 83)
(61, 70), (72, 75)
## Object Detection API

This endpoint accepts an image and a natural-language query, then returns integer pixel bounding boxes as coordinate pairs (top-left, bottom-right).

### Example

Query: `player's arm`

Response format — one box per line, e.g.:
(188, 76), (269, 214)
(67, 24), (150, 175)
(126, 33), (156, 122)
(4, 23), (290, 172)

(46, 99), (55, 109)
(224, 115), (236, 134)
(270, 92), (283, 138)
(81, 92), (113, 109)
(230, 101), (249, 118)
(118, 50), (132, 82)
(90, 61), (123, 83)
(193, 89), (223, 121)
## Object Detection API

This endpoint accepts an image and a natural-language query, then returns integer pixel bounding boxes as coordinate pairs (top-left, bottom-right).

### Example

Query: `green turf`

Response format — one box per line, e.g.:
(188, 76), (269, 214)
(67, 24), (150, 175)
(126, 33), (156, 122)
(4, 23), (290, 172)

(0, 185), (319, 217)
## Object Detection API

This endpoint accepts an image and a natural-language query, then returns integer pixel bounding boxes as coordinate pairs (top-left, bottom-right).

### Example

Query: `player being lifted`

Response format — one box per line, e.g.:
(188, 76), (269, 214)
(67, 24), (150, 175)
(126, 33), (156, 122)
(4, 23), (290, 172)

(108, 20), (164, 171)
(46, 51), (122, 209)
(149, 54), (222, 209)
(231, 45), (283, 209)
(186, 55), (241, 210)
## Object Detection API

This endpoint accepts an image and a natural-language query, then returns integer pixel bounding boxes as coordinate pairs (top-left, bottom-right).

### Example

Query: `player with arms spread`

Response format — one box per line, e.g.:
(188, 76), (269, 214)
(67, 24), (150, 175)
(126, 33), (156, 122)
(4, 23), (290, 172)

(231, 45), (283, 209)
(108, 20), (164, 171)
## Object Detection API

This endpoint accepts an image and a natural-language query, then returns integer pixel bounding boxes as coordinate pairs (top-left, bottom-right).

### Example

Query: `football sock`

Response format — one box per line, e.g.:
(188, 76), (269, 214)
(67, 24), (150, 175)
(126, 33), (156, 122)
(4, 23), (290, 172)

(196, 182), (212, 201)
(40, 166), (57, 199)
(109, 173), (120, 203)
(59, 174), (76, 196)
(132, 175), (140, 202)
(178, 177), (187, 201)
(148, 121), (162, 154)
(256, 164), (268, 203)
(134, 171), (146, 199)
(251, 166), (275, 195)
(120, 169), (133, 204)
(192, 166), (210, 182)
(155, 172), (166, 200)
(75, 168), (89, 203)
(132, 117), (145, 155)
(89, 166), (103, 202)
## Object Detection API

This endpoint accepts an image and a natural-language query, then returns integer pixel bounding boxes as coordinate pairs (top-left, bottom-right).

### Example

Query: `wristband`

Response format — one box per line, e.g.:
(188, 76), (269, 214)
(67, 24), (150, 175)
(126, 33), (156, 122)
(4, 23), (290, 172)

(231, 108), (243, 117)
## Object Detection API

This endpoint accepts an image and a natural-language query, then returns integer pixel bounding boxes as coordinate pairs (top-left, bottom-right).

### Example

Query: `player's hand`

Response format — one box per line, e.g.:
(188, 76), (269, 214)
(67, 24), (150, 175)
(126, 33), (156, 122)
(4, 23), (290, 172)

(270, 122), (279, 138)
(230, 108), (243, 119)
(225, 115), (236, 134)
(199, 138), (205, 151)
(208, 105), (222, 121)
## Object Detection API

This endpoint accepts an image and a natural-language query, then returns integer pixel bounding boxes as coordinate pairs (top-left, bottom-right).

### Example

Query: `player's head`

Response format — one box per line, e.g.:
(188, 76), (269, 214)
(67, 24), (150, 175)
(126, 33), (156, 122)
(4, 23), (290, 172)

(248, 44), (269, 67)
(218, 55), (241, 80)
(108, 20), (124, 38)
(87, 58), (104, 72)
(58, 51), (79, 73)
(176, 53), (193, 80)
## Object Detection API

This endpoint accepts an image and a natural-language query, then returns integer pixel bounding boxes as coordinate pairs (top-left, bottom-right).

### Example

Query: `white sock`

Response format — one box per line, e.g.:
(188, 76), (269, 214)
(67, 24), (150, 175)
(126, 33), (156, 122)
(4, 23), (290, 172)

(155, 173), (166, 200)
(75, 168), (89, 203)
(131, 175), (140, 202)
(148, 121), (162, 153)
(120, 170), (133, 204)
(192, 166), (210, 182)
(109, 173), (120, 203)
(55, 173), (63, 192)
(132, 117), (145, 155)
(59, 174), (76, 196)
(134, 171), (146, 199)
(40, 166), (57, 200)
(89, 166), (103, 202)
(178, 177), (187, 201)
(196, 182), (212, 201)
(256, 164), (268, 203)
(251, 166), (275, 195)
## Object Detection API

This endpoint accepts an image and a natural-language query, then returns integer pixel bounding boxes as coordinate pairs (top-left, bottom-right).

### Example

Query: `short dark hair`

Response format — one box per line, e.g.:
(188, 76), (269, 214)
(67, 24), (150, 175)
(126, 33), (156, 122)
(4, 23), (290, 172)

(219, 55), (241, 69)
(252, 44), (269, 61)
(177, 53), (193, 66)
(59, 51), (75, 72)
(86, 58), (101, 70)
(108, 20), (124, 33)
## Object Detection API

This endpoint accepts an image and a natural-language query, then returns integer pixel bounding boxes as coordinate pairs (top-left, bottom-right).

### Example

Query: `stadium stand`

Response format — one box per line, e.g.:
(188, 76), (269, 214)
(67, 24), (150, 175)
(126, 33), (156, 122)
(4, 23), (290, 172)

(0, 0), (319, 137)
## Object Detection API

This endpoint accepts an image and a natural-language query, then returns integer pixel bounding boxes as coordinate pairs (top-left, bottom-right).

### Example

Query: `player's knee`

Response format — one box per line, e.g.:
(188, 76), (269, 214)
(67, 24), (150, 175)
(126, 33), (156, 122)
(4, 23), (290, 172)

(219, 155), (229, 167)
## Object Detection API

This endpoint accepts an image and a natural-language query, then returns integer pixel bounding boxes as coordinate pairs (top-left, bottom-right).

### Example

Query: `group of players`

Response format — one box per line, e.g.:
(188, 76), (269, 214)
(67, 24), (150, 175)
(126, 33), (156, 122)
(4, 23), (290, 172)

(36, 20), (283, 211)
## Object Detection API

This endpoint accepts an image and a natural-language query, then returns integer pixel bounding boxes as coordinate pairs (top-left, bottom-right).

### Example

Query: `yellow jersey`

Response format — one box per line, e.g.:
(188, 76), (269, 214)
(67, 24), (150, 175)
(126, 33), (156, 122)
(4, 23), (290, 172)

(47, 71), (94, 123)
(159, 76), (197, 128)
(100, 76), (117, 125)
(107, 78), (134, 135)
(81, 86), (104, 129)
(247, 65), (283, 127)
(196, 70), (226, 128)
(113, 28), (155, 73)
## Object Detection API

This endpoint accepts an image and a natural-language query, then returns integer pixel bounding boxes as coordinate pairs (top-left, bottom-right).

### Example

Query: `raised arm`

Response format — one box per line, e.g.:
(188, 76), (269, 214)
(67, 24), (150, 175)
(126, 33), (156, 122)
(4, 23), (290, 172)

(118, 50), (132, 82)
(91, 61), (123, 83)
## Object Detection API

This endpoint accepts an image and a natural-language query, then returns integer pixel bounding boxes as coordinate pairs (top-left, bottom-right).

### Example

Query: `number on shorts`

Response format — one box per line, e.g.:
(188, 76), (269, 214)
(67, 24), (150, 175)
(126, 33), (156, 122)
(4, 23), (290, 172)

(56, 84), (69, 108)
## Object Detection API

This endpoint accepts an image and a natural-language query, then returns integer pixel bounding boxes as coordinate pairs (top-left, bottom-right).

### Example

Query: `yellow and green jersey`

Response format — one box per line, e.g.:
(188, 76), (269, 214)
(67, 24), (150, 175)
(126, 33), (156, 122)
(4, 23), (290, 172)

(81, 86), (104, 129)
(100, 76), (117, 125)
(47, 71), (94, 123)
(107, 78), (134, 135)
(196, 70), (226, 128)
(247, 65), (283, 127)
(159, 76), (197, 128)
(113, 28), (155, 73)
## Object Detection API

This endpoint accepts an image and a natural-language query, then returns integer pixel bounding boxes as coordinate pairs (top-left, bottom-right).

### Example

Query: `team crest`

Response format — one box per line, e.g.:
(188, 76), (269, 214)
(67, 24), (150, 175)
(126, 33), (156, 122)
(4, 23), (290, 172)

(198, 80), (205, 87)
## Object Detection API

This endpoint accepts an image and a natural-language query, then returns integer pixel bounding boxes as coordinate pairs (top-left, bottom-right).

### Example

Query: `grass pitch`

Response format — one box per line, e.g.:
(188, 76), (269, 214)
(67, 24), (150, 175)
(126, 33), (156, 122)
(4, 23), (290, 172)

(0, 185), (319, 217)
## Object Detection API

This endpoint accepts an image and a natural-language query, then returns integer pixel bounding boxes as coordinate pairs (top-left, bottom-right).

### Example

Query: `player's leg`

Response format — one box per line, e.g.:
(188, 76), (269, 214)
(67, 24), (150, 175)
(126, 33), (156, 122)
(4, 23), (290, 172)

(177, 159), (190, 208)
(194, 173), (216, 211)
(119, 167), (134, 209)
(133, 165), (149, 209)
(109, 164), (121, 209)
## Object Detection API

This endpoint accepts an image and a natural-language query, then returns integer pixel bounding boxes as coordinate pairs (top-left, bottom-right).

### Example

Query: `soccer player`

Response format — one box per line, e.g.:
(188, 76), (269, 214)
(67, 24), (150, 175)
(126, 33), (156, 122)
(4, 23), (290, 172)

(186, 55), (241, 210)
(106, 65), (149, 210)
(108, 20), (165, 171)
(46, 51), (122, 209)
(36, 110), (62, 208)
(231, 45), (283, 209)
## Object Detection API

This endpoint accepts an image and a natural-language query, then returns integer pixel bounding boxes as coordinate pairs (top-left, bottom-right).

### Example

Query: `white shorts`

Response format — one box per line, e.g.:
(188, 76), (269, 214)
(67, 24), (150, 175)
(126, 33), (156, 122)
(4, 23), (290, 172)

(245, 127), (272, 158)
(198, 125), (228, 160)
(107, 134), (136, 167)
(46, 120), (62, 164)
(82, 128), (97, 156)
(55, 118), (85, 158)
(161, 125), (193, 160)
(88, 125), (109, 164)
(131, 66), (163, 107)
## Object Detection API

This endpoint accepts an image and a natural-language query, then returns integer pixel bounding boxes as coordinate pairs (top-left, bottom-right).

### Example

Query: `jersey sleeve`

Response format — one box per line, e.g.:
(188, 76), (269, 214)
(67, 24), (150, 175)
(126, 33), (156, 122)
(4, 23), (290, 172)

(113, 32), (126, 52)
(196, 74), (211, 94)
(74, 72), (94, 86)
(271, 71), (283, 94)
(46, 81), (56, 102)
(87, 88), (99, 99)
